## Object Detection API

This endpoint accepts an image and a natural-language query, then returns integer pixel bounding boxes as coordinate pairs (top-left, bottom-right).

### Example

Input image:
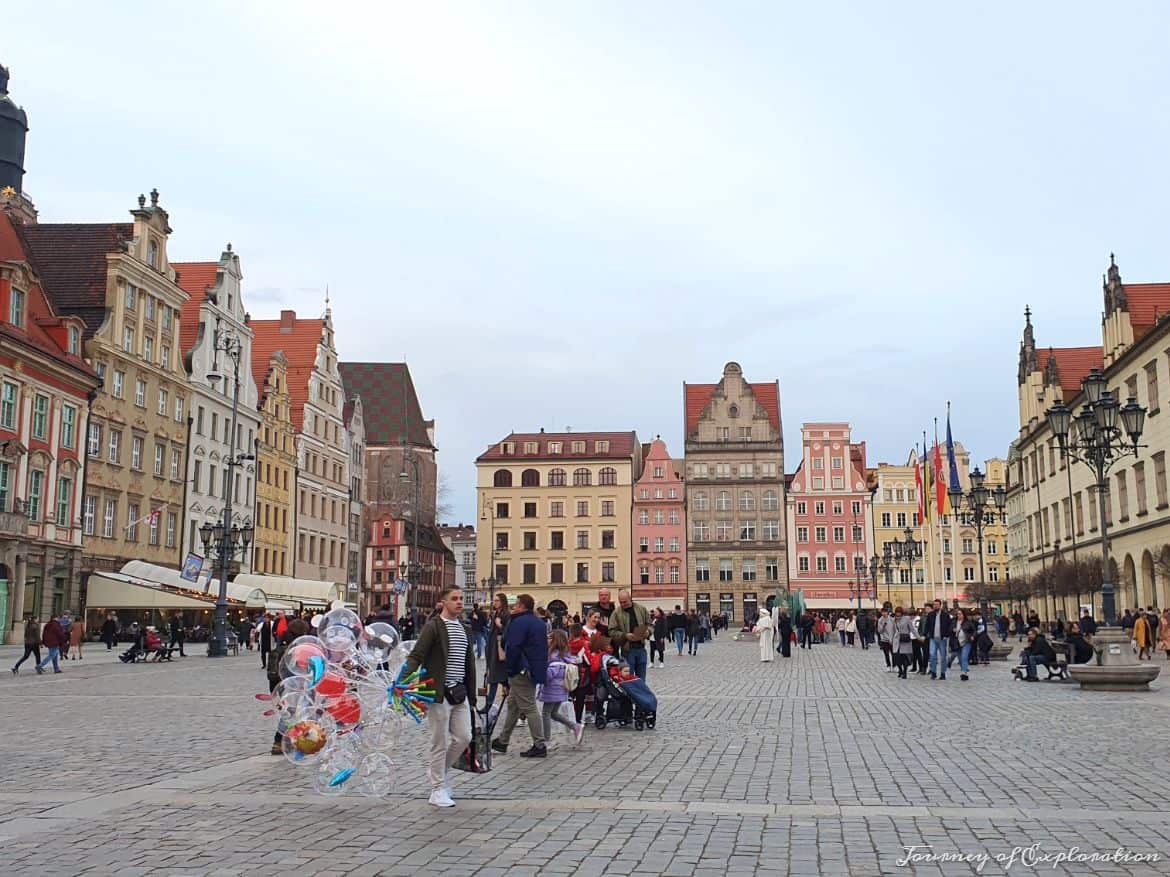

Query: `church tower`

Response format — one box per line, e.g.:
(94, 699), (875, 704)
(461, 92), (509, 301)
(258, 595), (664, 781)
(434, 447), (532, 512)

(0, 63), (35, 224)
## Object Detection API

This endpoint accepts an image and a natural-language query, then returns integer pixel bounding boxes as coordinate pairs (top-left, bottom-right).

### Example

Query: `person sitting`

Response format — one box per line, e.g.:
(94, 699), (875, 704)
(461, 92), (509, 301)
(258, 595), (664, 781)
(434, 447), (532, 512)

(145, 627), (166, 661)
(1064, 623), (1095, 664)
(1020, 628), (1057, 681)
(120, 627), (148, 663)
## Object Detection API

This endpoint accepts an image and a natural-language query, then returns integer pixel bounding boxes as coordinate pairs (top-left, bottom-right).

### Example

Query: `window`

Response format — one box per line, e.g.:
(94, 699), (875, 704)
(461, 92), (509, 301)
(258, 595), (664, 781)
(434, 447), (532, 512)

(852, 501), (862, 516)
(602, 561), (615, 582)
(548, 441), (562, 455)
(762, 490), (778, 510)
(654, 536), (664, 552)
(896, 512), (907, 528)
(669, 537), (679, 552)
(82, 495), (96, 535)
(1116, 470), (1130, 521)
(719, 558), (733, 582)
(8, 287), (25, 326)
(112, 370), (124, 399)
(162, 306), (172, 331)
(61, 405), (77, 449)
(691, 463), (709, 479)
(692, 520), (710, 541)
(816, 556), (828, 572)
(522, 563), (536, 585)
(831, 457), (843, 469)
(157, 388), (168, 416)
(550, 501), (564, 518)
(550, 562), (564, 584)
(88, 423), (102, 457)
(521, 468), (540, 487)
(832, 501), (843, 516)
(27, 469), (44, 521)
(126, 503), (139, 542)
(595, 440), (609, 454)
(739, 490), (755, 511)
(496, 532), (509, 551)
(833, 526), (845, 542)
(192, 460), (202, 494)
(145, 295), (156, 321)
(963, 566), (975, 582)
(716, 490), (731, 511)
(653, 509), (664, 525)
(107, 430), (121, 464)
(95, 362), (106, 383)
(601, 500), (615, 517)
(550, 531), (565, 550)
(493, 469), (512, 487)
(496, 502), (509, 519)
(160, 345), (170, 369)
(1, 382), (17, 429)
(55, 476), (72, 527)
(814, 501), (825, 515)
(638, 510), (649, 525)
(715, 463), (731, 479)
(695, 559), (710, 581)
(523, 442), (538, 455)
(796, 502), (807, 516)
(738, 426), (752, 441)
(716, 520), (733, 541)
(765, 558), (779, 581)
(576, 500), (589, 517)
(831, 555), (845, 572)
(881, 512), (891, 527)
(523, 501), (537, 518)
(134, 379), (146, 408)
(694, 492), (709, 511)
(123, 326), (135, 353)
(798, 555), (810, 572)
(813, 458), (823, 470)
(576, 562), (589, 583)
(654, 465), (664, 478)
(149, 510), (160, 545)
(717, 427), (729, 440)
(832, 477), (844, 490)
(523, 531), (537, 551)
(668, 509), (680, 525)
(852, 525), (863, 542)
(1154, 452), (1168, 509)
(573, 468), (592, 486)
(548, 468), (566, 486)
(156, 443), (168, 476)
(143, 336), (153, 363)
(987, 541), (998, 555)
(103, 498), (116, 538)
(1134, 462), (1148, 515)
(815, 526), (827, 543)
(174, 395), (184, 423)
(764, 520), (780, 540)
(962, 538), (974, 554)
(576, 530), (589, 549)
(599, 467), (617, 485)
(797, 526), (808, 542)
(602, 530), (616, 549)
(742, 559), (756, 581)
(130, 436), (143, 470)
(740, 522), (756, 540)
(739, 463), (754, 479)
(812, 477), (824, 490)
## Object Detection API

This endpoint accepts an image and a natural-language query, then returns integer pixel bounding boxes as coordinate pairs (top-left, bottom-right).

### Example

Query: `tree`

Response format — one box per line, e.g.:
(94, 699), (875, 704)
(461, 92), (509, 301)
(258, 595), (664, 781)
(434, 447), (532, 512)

(436, 469), (455, 522)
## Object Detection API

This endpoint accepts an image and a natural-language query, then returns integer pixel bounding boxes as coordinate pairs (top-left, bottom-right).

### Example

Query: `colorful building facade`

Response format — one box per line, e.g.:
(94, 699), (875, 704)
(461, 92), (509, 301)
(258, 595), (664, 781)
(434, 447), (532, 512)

(630, 437), (687, 607)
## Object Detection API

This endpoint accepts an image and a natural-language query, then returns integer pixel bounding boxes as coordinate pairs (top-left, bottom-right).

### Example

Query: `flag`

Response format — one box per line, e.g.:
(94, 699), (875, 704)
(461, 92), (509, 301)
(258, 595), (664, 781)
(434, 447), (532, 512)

(934, 438), (946, 517)
(920, 435), (931, 522)
(946, 405), (961, 491)
(914, 448), (925, 524)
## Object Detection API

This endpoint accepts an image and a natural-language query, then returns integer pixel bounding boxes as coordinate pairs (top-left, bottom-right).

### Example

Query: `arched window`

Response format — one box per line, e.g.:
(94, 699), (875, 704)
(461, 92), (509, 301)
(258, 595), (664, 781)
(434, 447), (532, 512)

(521, 469), (540, 487)
(493, 469), (512, 488)
(762, 490), (779, 510)
(548, 468), (566, 486)
(573, 468), (592, 486)
(739, 490), (755, 511)
(693, 491), (709, 511)
(599, 466), (617, 485)
(716, 490), (731, 511)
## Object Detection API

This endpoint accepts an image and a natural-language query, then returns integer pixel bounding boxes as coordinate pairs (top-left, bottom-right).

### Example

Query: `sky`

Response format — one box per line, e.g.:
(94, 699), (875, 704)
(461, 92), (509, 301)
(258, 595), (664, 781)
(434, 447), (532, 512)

(7, 2), (1170, 525)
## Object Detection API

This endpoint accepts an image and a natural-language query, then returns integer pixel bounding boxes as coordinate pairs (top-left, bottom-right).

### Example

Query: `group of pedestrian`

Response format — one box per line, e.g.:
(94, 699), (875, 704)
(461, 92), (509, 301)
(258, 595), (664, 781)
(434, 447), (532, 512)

(1119, 606), (1170, 660)
(11, 612), (72, 675)
(873, 600), (998, 680)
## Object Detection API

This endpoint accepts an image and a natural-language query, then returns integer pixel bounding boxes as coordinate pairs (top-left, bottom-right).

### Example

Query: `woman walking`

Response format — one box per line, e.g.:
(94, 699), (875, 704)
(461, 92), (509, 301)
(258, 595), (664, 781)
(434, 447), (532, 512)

(100, 612), (118, 650)
(484, 593), (510, 714)
(650, 609), (668, 669)
(892, 607), (916, 679)
(876, 607), (896, 672)
(11, 617), (41, 674)
(948, 609), (976, 681)
(1133, 609), (1154, 660)
(845, 613), (857, 647)
(69, 615), (85, 660)
(752, 607), (775, 662)
(1159, 609), (1170, 660)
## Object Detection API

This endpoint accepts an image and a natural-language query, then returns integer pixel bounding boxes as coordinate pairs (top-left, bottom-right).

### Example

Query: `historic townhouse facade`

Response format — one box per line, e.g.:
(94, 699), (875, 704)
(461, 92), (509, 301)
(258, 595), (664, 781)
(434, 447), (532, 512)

(683, 362), (787, 623)
(869, 461), (921, 608)
(786, 422), (873, 609)
(22, 192), (191, 576)
(631, 437), (687, 606)
(1014, 257), (1170, 617)
(344, 395), (366, 598)
(251, 349), (295, 576)
(174, 248), (260, 568)
(475, 431), (641, 616)
(0, 210), (100, 639)
(438, 523), (478, 602)
(251, 309), (350, 585)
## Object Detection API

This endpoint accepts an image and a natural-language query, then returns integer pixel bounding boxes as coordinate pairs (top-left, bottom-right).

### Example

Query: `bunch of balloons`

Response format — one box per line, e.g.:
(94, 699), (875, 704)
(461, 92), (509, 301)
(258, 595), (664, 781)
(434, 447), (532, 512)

(257, 605), (430, 796)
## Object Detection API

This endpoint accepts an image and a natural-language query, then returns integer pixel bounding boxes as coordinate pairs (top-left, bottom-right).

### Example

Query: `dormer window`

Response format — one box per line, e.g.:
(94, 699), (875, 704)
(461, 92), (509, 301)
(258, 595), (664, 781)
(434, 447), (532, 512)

(500, 442), (515, 456)
(68, 326), (80, 355)
(8, 288), (25, 327)
(147, 238), (159, 269)
(548, 441), (562, 454)
(729, 404), (739, 418)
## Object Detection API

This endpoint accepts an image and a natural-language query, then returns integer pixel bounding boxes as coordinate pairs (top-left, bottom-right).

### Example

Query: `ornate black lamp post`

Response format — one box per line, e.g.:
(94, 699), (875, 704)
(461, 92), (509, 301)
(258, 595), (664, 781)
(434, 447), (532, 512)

(1045, 368), (1146, 625)
(399, 452), (422, 618)
(948, 467), (1006, 622)
(891, 526), (923, 609)
(880, 546), (894, 606)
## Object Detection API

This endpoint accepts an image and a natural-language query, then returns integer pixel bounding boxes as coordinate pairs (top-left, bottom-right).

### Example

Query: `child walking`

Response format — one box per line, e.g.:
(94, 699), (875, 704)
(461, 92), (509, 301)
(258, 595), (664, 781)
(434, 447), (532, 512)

(538, 629), (584, 747)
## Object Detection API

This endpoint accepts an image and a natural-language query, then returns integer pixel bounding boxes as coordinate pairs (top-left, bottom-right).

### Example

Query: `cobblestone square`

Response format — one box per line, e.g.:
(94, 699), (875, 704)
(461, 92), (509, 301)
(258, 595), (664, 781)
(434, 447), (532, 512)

(2, 635), (1168, 876)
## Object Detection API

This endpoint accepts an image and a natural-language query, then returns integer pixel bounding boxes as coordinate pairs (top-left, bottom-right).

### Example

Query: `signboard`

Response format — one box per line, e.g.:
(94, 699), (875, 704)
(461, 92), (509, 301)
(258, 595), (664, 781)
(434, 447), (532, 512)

(392, 578), (409, 595)
(180, 553), (204, 583)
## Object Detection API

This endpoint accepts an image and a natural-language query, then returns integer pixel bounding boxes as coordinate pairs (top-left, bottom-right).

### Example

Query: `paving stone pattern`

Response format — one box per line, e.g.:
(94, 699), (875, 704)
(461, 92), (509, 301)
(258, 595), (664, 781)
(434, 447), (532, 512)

(1, 634), (1168, 875)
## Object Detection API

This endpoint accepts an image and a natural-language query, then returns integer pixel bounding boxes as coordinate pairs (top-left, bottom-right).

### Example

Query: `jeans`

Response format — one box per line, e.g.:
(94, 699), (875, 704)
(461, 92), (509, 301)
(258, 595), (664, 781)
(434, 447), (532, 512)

(880, 642), (892, 667)
(929, 638), (948, 677)
(13, 645), (40, 670)
(687, 633), (699, 655)
(673, 628), (685, 655)
(426, 699), (471, 790)
(652, 639), (665, 663)
(541, 701), (577, 740)
(627, 646), (648, 680)
(1026, 655), (1049, 680)
(36, 647), (61, 672)
(474, 632), (487, 659)
(948, 642), (971, 673)
(498, 674), (544, 747)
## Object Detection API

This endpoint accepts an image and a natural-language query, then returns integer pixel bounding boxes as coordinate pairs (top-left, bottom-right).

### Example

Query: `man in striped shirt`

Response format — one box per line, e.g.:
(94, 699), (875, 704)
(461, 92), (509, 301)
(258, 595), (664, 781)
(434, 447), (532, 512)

(404, 587), (476, 808)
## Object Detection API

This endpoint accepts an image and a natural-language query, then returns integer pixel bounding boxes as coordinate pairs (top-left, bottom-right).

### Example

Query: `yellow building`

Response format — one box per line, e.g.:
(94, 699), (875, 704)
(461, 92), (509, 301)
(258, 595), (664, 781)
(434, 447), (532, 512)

(475, 431), (641, 615)
(24, 191), (191, 573)
(870, 461), (923, 609)
(251, 350), (295, 576)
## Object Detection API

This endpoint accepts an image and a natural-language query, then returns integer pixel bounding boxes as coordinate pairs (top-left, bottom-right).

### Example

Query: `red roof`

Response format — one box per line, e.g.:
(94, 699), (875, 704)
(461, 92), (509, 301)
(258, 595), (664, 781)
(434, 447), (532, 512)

(338, 362), (434, 448)
(477, 431), (638, 462)
(1124, 283), (1170, 340)
(1046, 346), (1104, 402)
(249, 311), (326, 432)
(684, 381), (781, 434)
(17, 222), (135, 335)
(172, 261), (219, 354)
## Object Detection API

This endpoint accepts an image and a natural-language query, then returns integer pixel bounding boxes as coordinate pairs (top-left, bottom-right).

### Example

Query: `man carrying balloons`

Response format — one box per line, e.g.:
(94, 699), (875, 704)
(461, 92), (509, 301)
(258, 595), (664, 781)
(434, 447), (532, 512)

(403, 586), (476, 808)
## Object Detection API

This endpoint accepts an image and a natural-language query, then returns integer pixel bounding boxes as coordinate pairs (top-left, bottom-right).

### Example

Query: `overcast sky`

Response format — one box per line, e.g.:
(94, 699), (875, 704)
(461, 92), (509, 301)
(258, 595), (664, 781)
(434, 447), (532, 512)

(8, 3), (1170, 524)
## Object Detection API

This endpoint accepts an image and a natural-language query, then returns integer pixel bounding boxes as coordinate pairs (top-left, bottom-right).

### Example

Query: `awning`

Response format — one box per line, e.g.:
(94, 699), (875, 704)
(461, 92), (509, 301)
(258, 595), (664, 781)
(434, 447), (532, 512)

(87, 573), (224, 610)
(232, 573), (346, 607)
(801, 598), (879, 610)
(120, 560), (268, 608)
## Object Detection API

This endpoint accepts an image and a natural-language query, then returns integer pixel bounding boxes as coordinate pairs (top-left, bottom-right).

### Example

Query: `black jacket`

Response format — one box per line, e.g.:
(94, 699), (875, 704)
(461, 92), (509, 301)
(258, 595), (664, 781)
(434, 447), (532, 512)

(777, 613), (793, 637)
(923, 610), (954, 639)
(652, 615), (669, 640)
(1066, 633), (1094, 664)
(1030, 634), (1057, 664)
(667, 611), (687, 632)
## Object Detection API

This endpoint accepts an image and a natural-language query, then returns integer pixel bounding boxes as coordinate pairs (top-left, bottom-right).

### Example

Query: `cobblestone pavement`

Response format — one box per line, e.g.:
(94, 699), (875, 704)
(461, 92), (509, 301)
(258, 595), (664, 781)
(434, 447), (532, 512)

(2, 634), (1169, 876)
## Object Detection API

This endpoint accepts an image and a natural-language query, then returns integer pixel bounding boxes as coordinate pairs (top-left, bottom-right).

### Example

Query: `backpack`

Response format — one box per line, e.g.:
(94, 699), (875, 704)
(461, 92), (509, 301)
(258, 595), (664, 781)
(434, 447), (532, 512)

(563, 661), (580, 692)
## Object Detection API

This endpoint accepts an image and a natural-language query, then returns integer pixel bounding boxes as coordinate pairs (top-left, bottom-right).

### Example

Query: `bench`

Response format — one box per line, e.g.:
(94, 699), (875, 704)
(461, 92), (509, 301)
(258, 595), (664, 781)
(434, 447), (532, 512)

(1010, 651), (1068, 681)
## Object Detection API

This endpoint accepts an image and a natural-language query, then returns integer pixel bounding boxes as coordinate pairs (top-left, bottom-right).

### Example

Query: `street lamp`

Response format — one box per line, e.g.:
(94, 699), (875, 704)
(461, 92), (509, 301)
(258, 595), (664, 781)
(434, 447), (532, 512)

(869, 554), (880, 609)
(880, 545), (894, 606)
(948, 466), (1007, 623)
(203, 319), (254, 658)
(1046, 368), (1147, 625)
(891, 526), (923, 609)
(399, 452), (423, 619)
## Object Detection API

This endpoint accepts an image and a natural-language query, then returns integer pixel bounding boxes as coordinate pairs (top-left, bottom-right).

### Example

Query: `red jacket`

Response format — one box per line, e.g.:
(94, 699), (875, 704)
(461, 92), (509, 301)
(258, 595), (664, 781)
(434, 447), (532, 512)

(41, 619), (65, 649)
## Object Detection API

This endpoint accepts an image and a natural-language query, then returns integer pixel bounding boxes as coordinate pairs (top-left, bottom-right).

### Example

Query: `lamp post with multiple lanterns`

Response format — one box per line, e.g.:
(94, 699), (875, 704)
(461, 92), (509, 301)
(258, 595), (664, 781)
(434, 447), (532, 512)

(1045, 367), (1147, 625)
(890, 526), (923, 610)
(948, 466), (1006, 623)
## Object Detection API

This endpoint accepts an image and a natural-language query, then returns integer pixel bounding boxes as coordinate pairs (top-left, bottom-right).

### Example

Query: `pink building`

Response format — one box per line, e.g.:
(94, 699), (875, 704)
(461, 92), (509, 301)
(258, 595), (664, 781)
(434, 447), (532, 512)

(631, 438), (687, 607)
(786, 423), (874, 610)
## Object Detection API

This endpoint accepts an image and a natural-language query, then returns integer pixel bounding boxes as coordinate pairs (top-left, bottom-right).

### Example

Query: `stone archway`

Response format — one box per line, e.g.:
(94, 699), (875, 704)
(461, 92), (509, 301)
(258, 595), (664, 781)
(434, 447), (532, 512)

(1140, 550), (1156, 610)
(1122, 554), (1138, 613)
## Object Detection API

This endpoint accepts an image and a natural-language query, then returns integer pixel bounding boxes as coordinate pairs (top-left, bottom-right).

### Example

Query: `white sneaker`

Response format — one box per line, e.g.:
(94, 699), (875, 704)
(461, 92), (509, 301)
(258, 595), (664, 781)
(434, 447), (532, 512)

(573, 723), (585, 745)
(429, 788), (455, 808)
(884, 667), (893, 673)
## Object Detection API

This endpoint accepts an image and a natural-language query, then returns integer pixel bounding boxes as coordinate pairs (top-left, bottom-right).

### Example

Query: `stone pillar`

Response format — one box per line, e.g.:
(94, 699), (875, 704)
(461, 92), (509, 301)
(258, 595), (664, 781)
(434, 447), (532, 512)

(5, 551), (26, 644)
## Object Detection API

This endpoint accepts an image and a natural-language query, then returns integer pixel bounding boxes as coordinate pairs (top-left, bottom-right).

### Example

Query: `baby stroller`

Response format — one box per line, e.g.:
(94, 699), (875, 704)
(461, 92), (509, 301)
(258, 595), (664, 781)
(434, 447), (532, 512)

(595, 661), (658, 731)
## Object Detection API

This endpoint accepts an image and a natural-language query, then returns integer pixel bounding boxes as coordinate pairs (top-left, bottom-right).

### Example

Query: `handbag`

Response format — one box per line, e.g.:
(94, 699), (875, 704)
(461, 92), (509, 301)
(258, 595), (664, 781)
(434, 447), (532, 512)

(445, 682), (468, 705)
(453, 706), (492, 773)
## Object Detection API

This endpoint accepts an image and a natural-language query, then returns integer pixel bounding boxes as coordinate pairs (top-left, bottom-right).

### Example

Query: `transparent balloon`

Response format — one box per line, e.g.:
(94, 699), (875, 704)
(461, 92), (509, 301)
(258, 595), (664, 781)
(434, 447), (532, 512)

(320, 607), (364, 640)
(357, 622), (400, 665)
(320, 624), (358, 662)
(357, 752), (397, 797)
(279, 635), (327, 680)
(281, 712), (337, 766)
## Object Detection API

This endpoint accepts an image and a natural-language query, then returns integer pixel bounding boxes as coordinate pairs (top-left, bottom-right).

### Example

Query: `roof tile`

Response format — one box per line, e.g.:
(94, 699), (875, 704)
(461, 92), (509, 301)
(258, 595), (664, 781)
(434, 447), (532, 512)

(477, 431), (638, 463)
(249, 312), (325, 432)
(172, 261), (219, 354)
(684, 381), (781, 434)
(338, 362), (433, 448)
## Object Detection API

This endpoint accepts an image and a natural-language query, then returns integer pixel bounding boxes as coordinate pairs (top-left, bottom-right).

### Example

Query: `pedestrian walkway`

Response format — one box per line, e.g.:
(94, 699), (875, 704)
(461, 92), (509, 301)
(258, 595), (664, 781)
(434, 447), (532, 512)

(0, 634), (1167, 875)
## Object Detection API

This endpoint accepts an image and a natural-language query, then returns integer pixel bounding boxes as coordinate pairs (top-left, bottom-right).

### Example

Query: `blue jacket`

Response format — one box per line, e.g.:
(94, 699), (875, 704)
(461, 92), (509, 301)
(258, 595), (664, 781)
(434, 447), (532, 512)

(504, 610), (549, 684)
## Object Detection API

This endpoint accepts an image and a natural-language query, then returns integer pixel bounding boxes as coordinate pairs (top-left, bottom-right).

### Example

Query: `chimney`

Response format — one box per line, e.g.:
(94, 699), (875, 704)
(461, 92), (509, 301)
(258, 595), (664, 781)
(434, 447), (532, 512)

(280, 309), (296, 332)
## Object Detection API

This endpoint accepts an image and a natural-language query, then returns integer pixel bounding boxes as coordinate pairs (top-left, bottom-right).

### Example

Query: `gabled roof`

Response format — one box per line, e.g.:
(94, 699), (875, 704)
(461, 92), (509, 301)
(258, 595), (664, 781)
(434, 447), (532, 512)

(1045, 346), (1104, 402)
(477, 431), (638, 463)
(684, 381), (781, 434)
(172, 261), (219, 354)
(17, 222), (134, 336)
(1123, 283), (1170, 340)
(249, 311), (326, 432)
(338, 362), (434, 448)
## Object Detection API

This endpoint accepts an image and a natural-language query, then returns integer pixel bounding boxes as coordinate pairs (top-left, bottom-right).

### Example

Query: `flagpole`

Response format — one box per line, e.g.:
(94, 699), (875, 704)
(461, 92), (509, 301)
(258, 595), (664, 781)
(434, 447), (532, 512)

(947, 402), (960, 608)
(922, 431), (935, 606)
(934, 417), (945, 605)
